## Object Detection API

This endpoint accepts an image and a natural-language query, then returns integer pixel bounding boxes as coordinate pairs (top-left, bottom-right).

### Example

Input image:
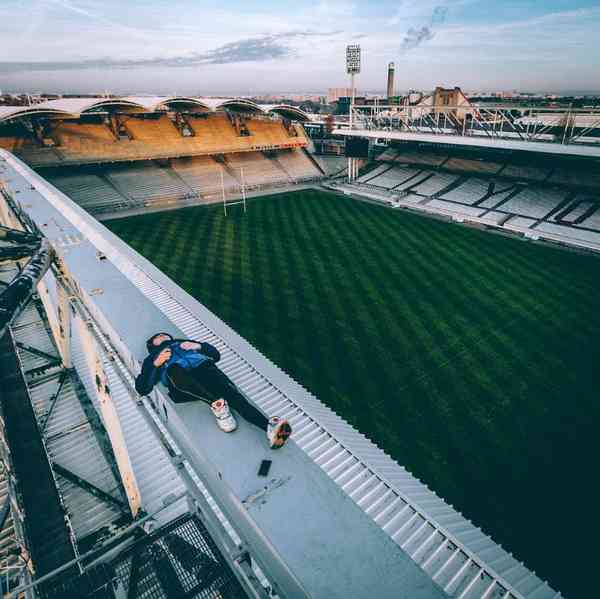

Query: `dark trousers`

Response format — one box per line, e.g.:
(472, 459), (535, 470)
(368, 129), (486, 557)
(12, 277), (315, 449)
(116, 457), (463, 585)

(166, 362), (269, 431)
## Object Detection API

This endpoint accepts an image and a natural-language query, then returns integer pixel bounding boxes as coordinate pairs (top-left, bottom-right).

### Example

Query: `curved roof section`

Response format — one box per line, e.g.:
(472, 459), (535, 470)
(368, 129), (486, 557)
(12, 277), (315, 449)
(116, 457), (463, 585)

(0, 96), (312, 124)
(259, 104), (311, 122)
(0, 105), (77, 123)
(197, 97), (264, 113)
(0, 98), (148, 123)
(40, 98), (147, 114)
(123, 96), (211, 112)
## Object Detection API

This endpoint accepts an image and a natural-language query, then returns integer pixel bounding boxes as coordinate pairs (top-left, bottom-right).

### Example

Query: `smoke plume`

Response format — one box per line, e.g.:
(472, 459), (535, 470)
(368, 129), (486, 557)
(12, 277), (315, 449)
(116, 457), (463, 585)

(400, 5), (448, 53)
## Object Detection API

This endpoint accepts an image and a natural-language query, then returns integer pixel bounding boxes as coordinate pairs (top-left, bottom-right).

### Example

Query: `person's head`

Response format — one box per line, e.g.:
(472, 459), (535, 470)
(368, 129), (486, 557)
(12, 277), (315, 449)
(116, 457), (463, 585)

(146, 332), (173, 352)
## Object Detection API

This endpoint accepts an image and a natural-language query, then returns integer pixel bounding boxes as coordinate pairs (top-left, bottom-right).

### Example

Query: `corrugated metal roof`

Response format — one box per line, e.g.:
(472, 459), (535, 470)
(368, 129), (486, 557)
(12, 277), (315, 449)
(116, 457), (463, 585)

(0, 267), (29, 587)
(11, 300), (125, 543)
(68, 301), (187, 526)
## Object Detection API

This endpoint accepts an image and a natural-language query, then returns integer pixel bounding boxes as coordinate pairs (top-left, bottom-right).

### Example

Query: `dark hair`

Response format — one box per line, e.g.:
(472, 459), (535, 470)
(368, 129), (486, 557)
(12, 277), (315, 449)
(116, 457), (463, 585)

(146, 332), (173, 352)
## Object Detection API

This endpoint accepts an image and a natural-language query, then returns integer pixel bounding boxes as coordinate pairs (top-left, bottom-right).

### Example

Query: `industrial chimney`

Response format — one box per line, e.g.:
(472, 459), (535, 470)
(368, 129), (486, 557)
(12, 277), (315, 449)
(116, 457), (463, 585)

(387, 62), (395, 99)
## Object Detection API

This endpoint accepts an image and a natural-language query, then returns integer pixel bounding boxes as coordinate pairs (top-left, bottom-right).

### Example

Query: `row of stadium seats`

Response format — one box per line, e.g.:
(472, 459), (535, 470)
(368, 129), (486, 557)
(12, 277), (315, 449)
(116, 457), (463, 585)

(548, 168), (600, 189)
(0, 135), (64, 164)
(351, 166), (599, 230)
(378, 148), (600, 189)
(410, 172), (459, 196)
(443, 157), (503, 175)
(172, 156), (238, 197)
(54, 122), (116, 145)
(312, 155), (347, 178)
(477, 186), (517, 209)
(274, 149), (321, 181)
(226, 152), (289, 187)
(376, 148), (399, 162)
(361, 164), (432, 191)
(0, 136), (23, 151)
(2, 115), (307, 167)
(439, 177), (490, 205)
(356, 163), (390, 183)
(47, 173), (130, 213)
(581, 207), (600, 229)
(105, 163), (194, 205)
(124, 116), (178, 143)
(556, 198), (594, 223)
(501, 164), (550, 182)
(46, 149), (321, 214)
(499, 187), (567, 219)
(333, 174), (600, 251)
(378, 148), (446, 167)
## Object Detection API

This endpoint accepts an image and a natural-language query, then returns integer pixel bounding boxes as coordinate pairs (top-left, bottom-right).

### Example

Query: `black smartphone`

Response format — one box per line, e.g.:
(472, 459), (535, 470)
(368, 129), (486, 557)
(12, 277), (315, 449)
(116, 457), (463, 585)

(258, 459), (272, 477)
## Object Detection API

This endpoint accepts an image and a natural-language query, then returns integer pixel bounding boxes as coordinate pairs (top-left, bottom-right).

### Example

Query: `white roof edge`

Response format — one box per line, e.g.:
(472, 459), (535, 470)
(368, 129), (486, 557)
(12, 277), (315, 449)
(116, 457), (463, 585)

(0, 97), (195, 122)
(340, 129), (600, 159)
(0, 96), (310, 123)
(258, 104), (311, 121)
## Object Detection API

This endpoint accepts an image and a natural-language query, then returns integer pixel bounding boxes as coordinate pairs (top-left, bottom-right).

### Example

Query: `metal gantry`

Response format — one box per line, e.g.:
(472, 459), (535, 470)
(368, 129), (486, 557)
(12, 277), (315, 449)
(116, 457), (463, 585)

(348, 103), (600, 148)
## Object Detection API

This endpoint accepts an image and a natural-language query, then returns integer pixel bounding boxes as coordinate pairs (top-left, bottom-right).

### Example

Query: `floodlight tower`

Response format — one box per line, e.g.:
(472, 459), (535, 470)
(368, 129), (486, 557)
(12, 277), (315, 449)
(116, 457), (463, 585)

(346, 44), (361, 129)
(346, 44), (361, 183)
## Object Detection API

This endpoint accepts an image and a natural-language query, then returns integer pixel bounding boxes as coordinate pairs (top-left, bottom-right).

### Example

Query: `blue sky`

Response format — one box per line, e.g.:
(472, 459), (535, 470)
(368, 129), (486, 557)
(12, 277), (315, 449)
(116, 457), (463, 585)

(1, 0), (599, 95)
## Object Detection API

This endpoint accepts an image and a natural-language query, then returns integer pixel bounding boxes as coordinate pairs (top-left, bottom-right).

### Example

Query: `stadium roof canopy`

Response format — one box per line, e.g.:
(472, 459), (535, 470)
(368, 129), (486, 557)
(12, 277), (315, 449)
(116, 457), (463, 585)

(37, 97), (147, 114)
(259, 104), (311, 122)
(196, 97), (264, 113)
(0, 105), (77, 122)
(0, 96), (311, 123)
(123, 96), (211, 112)
(0, 98), (145, 122)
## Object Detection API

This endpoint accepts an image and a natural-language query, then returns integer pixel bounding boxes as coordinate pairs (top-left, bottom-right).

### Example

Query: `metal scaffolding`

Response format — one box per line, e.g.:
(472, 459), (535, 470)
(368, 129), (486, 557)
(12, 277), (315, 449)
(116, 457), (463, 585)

(348, 103), (600, 148)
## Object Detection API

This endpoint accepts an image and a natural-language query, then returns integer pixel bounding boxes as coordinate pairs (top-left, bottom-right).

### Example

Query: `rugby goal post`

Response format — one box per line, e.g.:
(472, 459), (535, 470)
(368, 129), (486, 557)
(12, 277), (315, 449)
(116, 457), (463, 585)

(222, 167), (247, 216)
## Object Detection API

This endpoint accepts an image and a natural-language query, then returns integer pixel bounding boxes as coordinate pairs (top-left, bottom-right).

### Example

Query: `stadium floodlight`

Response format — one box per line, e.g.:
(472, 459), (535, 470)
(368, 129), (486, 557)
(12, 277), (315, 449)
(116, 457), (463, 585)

(346, 44), (361, 74)
(346, 44), (361, 152)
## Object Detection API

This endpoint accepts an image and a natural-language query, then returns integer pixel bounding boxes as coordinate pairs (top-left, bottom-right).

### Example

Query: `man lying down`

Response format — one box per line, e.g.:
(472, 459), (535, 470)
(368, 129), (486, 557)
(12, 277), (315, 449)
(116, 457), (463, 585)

(135, 332), (292, 449)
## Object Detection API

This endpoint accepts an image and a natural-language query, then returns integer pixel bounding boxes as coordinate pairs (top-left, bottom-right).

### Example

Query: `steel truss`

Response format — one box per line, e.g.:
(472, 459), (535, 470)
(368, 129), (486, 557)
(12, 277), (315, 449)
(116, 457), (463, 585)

(350, 104), (600, 147)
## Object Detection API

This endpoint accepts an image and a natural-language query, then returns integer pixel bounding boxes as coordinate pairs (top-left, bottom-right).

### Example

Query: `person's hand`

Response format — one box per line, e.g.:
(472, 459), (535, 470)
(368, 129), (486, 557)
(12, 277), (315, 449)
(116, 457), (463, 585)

(153, 348), (172, 367)
(180, 341), (201, 351)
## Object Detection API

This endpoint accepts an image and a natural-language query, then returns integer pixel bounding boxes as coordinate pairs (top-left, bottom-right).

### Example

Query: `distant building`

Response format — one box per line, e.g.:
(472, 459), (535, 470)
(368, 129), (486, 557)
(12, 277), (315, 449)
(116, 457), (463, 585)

(408, 91), (424, 104)
(335, 96), (366, 113)
(411, 86), (477, 120)
(327, 87), (354, 104)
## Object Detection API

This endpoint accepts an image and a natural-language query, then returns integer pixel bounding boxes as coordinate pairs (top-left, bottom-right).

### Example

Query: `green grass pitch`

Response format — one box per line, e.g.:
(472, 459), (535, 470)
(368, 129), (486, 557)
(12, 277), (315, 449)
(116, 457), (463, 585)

(107, 189), (600, 597)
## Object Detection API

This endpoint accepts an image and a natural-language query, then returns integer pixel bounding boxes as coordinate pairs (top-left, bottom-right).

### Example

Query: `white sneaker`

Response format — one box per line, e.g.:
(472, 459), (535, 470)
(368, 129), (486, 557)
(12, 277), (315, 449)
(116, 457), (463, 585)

(267, 417), (292, 449)
(210, 399), (238, 433)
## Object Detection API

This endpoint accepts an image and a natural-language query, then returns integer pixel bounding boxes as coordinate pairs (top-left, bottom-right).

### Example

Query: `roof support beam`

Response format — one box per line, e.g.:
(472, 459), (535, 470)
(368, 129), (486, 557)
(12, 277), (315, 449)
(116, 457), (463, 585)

(15, 341), (61, 366)
(0, 495), (11, 532)
(68, 297), (142, 518)
(0, 239), (54, 340)
(52, 463), (129, 512)
(40, 368), (69, 432)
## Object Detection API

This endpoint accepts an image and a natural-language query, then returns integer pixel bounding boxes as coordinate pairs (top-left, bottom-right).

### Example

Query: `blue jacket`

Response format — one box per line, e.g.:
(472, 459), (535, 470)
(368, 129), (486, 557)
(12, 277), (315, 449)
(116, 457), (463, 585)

(134, 338), (220, 396)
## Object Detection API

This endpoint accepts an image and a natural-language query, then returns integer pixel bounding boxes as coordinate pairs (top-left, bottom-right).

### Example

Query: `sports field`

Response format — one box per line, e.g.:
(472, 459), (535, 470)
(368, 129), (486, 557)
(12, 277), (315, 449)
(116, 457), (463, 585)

(107, 189), (600, 598)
